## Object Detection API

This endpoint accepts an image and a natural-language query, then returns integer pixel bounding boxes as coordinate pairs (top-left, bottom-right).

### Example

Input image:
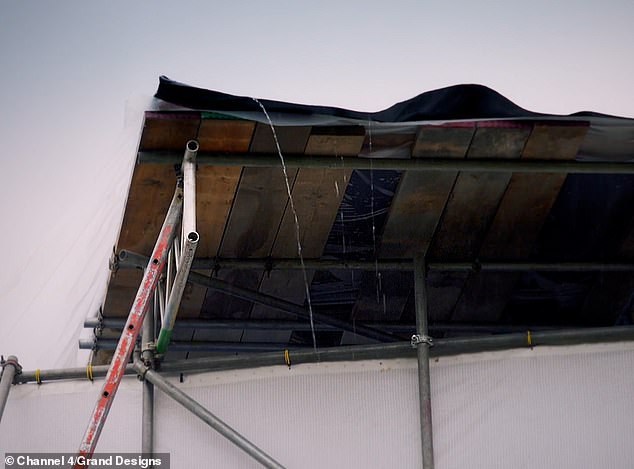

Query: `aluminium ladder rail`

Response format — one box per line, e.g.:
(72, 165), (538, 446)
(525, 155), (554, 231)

(74, 141), (198, 466)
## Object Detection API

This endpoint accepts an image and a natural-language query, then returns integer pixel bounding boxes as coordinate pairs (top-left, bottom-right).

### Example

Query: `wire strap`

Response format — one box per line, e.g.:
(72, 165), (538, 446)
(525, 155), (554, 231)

(284, 349), (291, 369)
(35, 369), (42, 385)
(86, 364), (94, 382)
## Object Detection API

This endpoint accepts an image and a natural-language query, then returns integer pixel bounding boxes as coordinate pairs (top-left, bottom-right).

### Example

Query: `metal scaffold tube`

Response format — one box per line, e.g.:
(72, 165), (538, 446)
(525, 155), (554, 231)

(155, 231), (199, 354)
(17, 325), (634, 384)
(153, 140), (200, 355)
(181, 140), (198, 244)
(0, 355), (21, 424)
(413, 255), (434, 468)
(118, 250), (398, 343)
(83, 317), (565, 335)
(138, 150), (634, 174)
(189, 258), (634, 272)
(74, 184), (183, 465)
(141, 308), (154, 458)
(133, 361), (287, 469)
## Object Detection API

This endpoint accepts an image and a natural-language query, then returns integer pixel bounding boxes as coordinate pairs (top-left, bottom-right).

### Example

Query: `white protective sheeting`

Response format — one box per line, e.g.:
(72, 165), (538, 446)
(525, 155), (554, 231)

(3, 342), (634, 468)
(0, 97), (149, 370)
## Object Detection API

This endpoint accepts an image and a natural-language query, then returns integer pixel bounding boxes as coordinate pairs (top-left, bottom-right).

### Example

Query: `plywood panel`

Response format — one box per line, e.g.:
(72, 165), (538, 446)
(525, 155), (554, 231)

(117, 164), (176, 254)
(480, 123), (587, 260)
(102, 269), (143, 318)
(195, 167), (242, 258)
(197, 120), (255, 152)
(139, 112), (200, 151)
(253, 168), (351, 319)
(442, 123), (532, 323)
(201, 126), (311, 324)
(467, 122), (532, 159)
(440, 123), (532, 260)
(250, 124), (311, 154)
(380, 125), (475, 259)
(251, 127), (356, 318)
(375, 125), (475, 322)
(272, 169), (352, 258)
(428, 172), (512, 261)
(102, 268), (205, 320)
(479, 173), (566, 260)
(360, 130), (416, 158)
(196, 119), (254, 259)
(305, 126), (365, 156)
(412, 125), (475, 157)
(522, 122), (589, 159)
(219, 167), (298, 258)
(380, 172), (457, 258)
(208, 166), (299, 322)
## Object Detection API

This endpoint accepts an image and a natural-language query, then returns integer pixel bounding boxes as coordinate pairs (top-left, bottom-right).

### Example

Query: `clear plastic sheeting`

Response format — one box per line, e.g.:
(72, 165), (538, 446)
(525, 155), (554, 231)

(3, 342), (634, 468)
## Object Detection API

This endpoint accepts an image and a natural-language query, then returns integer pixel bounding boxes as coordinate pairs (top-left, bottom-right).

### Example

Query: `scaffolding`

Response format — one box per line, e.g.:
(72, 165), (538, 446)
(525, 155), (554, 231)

(3, 90), (634, 467)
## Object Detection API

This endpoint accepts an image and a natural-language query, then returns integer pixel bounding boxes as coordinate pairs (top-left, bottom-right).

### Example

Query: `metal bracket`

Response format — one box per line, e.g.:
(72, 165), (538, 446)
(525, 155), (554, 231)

(411, 334), (434, 348)
(1, 356), (22, 375)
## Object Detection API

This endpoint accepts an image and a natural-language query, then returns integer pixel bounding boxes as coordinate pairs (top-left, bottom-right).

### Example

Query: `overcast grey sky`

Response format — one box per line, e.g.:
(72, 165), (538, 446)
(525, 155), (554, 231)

(1, 0), (633, 368)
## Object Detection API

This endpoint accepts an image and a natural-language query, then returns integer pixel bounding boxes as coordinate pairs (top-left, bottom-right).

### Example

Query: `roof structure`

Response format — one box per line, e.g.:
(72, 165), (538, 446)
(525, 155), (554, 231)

(90, 77), (634, 364)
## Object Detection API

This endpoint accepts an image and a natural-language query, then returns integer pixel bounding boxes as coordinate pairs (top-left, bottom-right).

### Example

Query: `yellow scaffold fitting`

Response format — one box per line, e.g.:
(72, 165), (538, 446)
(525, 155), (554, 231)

(86, 364), (94, 382)
(284, 349), (291, 369)
(35, 369), (42, 385)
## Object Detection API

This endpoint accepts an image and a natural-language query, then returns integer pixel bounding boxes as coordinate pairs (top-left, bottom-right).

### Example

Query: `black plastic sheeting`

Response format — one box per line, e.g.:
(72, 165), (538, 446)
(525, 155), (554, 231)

(153, 76), (634, 333)
(155, 76), (634, 162)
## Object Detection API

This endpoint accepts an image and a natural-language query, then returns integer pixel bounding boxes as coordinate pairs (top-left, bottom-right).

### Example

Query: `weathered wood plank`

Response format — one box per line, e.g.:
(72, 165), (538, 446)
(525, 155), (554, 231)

(202, 125), (314, 324)
(219, 167), (299, 258)
(360, 129), (416, 158)
(479, 173), (565, 260)
(195, 167), (242, 259)
(102, 269), (143, 318)
(116, 164), (176, 254)
(138, 112), (200, 151)
(195, 120), (253, 259)
(197, 119), (255, 153)
(103, 268), (205, 320)
(412, 125), (475, 158)
(250, 124), (311, 154)
(428, 172), (513, 261)
(522, 122), (589, 160)
(305, 126), (365, 156)
(380, 125), (474, 259)
(467, 122), (532, 159)
(480, 123), (589, 260)
(443, 122), (532, 323)
(249, 127), (357, 320)
(372, 125), (475, 323)
(253, 167), (352, 319)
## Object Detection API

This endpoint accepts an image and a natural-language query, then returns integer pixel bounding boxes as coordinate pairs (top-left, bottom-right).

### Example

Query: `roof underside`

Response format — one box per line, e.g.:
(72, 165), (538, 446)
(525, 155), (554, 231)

(94, 77), (634, 363)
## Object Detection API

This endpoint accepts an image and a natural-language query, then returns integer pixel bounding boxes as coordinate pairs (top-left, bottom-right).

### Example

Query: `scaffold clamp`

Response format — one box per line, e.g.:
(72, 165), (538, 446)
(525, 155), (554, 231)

(411, 334), (434, 348)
